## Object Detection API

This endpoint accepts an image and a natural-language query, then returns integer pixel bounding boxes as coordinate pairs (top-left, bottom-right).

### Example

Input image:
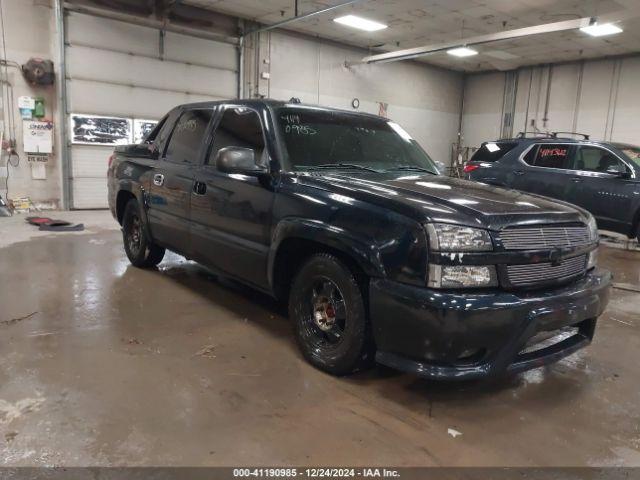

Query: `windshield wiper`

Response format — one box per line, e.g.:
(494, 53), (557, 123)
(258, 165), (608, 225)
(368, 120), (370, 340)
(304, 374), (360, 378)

(302, 163), (381, 173)
(385, 165), (437, 174)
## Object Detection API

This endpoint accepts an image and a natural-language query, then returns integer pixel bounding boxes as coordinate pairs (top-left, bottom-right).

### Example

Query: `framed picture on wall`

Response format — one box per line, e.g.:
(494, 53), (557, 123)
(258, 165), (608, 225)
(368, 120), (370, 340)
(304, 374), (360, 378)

(70, 114), (132, 145)
(133, 119), (159, 144)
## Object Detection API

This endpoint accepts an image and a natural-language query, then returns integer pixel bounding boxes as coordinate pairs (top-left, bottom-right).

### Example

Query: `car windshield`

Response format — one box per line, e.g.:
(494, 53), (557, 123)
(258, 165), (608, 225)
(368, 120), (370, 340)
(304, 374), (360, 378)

(620, 146), (640, 168)
(275, 107), (438, 174)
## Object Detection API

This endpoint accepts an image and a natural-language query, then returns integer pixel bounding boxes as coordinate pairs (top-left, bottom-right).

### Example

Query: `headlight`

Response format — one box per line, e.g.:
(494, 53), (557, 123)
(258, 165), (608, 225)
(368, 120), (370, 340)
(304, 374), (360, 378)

(587, 249), (598, 269)
(426, 223), (493, 252)
(428, 264), (498, 289)
(587, 216), (599, 242)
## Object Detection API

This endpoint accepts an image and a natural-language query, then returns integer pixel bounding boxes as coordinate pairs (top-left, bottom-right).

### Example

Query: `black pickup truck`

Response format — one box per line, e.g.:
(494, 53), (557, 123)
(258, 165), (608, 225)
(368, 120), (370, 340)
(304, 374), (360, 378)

(108, 99), (611, 381)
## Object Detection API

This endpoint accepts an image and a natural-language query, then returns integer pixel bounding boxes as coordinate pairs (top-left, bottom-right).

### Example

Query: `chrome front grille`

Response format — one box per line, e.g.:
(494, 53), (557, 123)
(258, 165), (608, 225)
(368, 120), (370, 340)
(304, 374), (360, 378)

(506, 255), (587, 287)
(499, 225), (590, 250)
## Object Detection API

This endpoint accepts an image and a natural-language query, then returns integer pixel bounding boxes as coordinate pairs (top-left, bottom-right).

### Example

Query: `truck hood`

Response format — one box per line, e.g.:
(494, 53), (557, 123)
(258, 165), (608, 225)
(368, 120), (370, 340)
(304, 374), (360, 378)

(298, 172), (590, 230)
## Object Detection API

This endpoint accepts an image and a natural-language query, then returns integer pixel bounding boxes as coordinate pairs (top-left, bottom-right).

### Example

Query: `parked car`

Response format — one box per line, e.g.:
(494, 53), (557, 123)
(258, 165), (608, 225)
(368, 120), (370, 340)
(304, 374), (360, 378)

(464, 132), (640, 241)
(108, 101), (611, 381)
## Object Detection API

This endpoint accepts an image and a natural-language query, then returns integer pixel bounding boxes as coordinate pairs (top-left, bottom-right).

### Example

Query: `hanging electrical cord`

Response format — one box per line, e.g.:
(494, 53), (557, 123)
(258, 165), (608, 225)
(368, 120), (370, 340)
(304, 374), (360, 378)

(0, 0), (19, 201)
(0, 0), (15, 143)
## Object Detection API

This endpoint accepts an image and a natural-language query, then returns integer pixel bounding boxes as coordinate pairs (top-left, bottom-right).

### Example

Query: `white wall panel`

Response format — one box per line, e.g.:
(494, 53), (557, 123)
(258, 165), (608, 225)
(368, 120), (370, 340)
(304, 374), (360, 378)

(463, 56), (640, 148)
(65, 12), (238, 209)
(461, 72), (504, 147)
(67, 79), (221, 119)
(72, 178), (109, 210)
(610, 57), (640, 144)
(574, 59), (615, 141)
(164, 32), (237, 70)
(545, 63), (581, 133)
(66, 46), (236, 100)
(67, 13), (159, 56)
(71, 146), (111, 178)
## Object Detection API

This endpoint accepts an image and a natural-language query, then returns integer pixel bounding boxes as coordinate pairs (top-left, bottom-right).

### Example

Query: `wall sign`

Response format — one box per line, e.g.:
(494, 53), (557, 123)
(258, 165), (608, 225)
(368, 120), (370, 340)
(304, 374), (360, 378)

(23, 120), (53, 154)
(28, 154), (49, 180)
(18, 96), (35, 109)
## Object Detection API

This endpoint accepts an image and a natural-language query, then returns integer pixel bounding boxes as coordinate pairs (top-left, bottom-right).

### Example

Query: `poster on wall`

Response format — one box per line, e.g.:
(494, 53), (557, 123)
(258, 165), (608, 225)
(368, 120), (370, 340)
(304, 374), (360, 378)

(134, 119), (159, 144)
(70, 114), (132, 145)
(23, 120), (53, 153)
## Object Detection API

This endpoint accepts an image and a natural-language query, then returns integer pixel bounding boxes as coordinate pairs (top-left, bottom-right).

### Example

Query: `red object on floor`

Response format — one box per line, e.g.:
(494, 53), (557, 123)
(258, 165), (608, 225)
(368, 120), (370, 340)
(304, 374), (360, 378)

(26, 216), (54, 225)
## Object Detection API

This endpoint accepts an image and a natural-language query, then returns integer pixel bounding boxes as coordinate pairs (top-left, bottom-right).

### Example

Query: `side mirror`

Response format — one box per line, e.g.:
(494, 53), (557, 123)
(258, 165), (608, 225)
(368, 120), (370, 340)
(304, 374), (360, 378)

(215, 147), (267, 175)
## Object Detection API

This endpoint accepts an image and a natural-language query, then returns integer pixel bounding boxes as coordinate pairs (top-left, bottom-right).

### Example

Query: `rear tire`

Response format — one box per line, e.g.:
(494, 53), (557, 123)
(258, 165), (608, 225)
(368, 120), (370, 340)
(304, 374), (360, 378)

(122, 198), (165, 268)
(288, 253), (374, 376)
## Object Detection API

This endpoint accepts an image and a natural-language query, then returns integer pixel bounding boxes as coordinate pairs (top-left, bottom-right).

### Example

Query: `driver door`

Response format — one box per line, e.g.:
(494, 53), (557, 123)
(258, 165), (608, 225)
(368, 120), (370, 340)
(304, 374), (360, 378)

(189, 106), (275, 290)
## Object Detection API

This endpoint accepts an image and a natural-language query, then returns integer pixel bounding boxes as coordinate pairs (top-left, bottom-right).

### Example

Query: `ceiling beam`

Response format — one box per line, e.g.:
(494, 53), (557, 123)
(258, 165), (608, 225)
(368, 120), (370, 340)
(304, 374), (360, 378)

(361, 17), (595, 64)
(243, 0), (364, 37)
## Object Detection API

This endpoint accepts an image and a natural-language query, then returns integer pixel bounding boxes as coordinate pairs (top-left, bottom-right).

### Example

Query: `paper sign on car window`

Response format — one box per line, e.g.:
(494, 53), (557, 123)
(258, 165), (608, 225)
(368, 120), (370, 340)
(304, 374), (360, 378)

(485, 143), (500, 152)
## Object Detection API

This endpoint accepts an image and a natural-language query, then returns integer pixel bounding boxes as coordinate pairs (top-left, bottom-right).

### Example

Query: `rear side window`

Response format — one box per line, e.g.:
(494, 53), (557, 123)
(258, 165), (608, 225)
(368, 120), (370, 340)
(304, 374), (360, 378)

(470, 142), (517, 162)
(144, 115), (168, 144)
(165, 109), (214, 165)
(528, 144), (573, 169)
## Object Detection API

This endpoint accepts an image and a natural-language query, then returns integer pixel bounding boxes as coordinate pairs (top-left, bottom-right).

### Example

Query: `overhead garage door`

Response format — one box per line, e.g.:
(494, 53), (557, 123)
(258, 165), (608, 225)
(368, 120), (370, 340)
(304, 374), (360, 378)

(65, 12), (238, 209)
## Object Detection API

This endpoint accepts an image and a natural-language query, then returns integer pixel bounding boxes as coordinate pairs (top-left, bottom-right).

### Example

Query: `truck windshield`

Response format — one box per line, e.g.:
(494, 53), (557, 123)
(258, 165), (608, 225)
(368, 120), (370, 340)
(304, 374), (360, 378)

(275, 107), (438, 174)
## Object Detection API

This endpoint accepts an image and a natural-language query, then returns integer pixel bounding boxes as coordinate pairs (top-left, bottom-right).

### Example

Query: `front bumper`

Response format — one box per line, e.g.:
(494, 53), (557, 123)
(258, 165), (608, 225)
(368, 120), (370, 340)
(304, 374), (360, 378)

(370, 268), (611, 381)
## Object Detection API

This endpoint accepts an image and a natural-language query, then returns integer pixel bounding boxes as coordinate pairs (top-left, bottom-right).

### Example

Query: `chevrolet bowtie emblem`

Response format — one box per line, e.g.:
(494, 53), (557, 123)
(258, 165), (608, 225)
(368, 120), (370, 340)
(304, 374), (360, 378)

(549, 248), (563, 267)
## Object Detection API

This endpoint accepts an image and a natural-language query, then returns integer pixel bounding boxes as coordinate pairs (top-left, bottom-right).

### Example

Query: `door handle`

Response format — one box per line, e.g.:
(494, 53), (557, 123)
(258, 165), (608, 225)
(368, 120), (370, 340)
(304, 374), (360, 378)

(571, 177), (583, 183)
(513, 170), (525, 176)
(153, 173), (164, 186)
(193, 181), (207, 195)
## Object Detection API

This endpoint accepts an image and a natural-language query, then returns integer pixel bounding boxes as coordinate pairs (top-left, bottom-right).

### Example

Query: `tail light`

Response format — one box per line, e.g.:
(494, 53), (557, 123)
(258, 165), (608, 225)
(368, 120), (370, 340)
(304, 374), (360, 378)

(463, 163), (480, 173)
(108, 154), (114, 169)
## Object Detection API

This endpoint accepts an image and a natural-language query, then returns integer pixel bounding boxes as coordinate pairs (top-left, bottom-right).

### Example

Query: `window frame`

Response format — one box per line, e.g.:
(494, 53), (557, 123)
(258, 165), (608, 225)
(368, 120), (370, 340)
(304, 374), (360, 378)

(204, 104), (270, 171)
(162, 106), (216, 166)
(573, 144), (630, 175)
(523, 143), (575, 170)
(518, 141), (634, 178)
(141, 115), (167, 144)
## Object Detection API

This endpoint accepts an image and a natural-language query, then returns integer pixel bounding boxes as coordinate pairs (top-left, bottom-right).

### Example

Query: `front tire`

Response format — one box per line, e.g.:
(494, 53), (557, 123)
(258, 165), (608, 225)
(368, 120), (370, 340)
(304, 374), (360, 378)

(288, 253), (374, 376)
(122, 198), (165, 268)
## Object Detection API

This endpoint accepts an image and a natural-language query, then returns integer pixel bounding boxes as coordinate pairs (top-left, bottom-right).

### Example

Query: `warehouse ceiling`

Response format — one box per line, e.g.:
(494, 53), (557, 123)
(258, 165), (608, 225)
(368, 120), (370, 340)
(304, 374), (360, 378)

(184, 0), (640, 71)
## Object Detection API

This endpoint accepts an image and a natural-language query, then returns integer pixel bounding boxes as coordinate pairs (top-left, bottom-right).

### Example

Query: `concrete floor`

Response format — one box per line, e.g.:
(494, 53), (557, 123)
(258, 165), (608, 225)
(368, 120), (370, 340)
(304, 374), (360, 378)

(1, 210), (639, 467)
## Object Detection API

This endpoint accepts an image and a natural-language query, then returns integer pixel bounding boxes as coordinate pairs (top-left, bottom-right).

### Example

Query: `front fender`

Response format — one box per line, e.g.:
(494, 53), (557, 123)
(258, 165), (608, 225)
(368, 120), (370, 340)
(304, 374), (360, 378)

(268, 217), (386, 289)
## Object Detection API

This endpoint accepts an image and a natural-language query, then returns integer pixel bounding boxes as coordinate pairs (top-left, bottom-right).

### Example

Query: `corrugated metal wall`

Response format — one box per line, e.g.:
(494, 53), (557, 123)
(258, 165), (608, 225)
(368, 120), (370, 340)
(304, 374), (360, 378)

(66, 12), (238, 209)
(462, 56), (640, 148)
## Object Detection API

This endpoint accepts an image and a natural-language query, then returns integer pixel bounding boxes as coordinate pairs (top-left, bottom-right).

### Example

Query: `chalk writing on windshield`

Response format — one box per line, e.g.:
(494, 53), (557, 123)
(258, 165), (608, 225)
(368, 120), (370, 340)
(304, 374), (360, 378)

(281, 114), (317, 135)
(285, 124), (317, 135)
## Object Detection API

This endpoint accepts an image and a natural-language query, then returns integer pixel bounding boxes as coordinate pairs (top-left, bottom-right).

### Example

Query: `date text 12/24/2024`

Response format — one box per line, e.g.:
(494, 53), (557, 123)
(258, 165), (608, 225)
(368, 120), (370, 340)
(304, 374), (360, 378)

(233, 468), (401, 478)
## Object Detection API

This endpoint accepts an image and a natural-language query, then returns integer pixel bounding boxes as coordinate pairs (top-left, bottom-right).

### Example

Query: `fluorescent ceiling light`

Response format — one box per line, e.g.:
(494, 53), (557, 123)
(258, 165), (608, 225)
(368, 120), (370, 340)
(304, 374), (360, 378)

(580, 23), (623, 37)
(447, 47), (478, 57)
(334, 15), (387, 32)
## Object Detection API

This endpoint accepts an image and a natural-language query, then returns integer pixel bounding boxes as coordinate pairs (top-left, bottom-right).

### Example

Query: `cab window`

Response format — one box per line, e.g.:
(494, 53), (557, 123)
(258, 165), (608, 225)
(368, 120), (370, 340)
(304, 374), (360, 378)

(165, 109), (214, 165)
(573, 146), (627, 174)
(144, 114), (168, 144)
(206, 107), (266, 166)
